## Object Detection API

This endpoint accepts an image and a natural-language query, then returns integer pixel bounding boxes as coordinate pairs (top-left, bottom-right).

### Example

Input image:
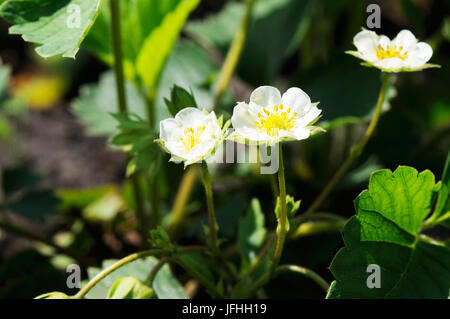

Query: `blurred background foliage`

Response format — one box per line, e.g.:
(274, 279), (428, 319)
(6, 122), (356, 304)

(0, 0), (449, 298)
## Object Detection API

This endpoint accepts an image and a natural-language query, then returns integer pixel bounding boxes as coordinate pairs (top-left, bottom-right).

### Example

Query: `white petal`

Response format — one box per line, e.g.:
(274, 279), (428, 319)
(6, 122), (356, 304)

(282, 127), (311, 141)
(374, 57), (405, 72)
(232, 102), (254, 127)
(353, 29), (379, 61)
(187, 140), (215, 160)
(377, 35), (391, 49)
(234, 127), (271, 143)
(164, 140), (187, 159)
(174, 107), (207, 128)
(295, 106), (322, 128)
(250, 86), (282, 108)
(204, 111), (222, 138)
(393, 30), (417, 51)
(405, 42), (433, 68)
(160, 118), (182, 143)
(247, 101), (266, 117)
(281, 87), (311, 116)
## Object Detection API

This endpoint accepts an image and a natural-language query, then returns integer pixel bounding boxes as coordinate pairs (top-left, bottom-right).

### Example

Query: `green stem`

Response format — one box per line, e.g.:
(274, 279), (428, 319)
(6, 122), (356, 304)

(110, 0), (126, 114)
(213, 0), (256, 107)
(110, 0), (147, 241)
(277, 265), (330, 292)
(73, 249), (160, 299)
(290, 220), (346, 239)
(247, 232), (275, 277)
(200, 161), (219, 257)
(147, 257), (169, 285)
(301, 72), (391, 218)
(73, 246), (205, 299)
(148, 154), (161, 229)
(239, 264), (329, 298)
(272, 144), (288, 272)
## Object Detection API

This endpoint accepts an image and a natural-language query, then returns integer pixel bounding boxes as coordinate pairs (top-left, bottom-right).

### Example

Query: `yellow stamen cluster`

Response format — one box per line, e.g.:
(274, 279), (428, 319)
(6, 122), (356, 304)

(254, 104), (297, 136)
(180, 125), (206, 152)
(375, 44), (408, 60)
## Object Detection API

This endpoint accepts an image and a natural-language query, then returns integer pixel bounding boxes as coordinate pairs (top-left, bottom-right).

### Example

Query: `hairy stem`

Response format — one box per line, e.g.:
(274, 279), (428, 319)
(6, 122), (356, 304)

(239, 264), (329, 298)
(301, 73), (391, 218)
(147, 257), (169, 286)
(73, 246), (204, 299)
(277, 264), (330, 292)
(200, 161), (219, 257)
(73, 249), (159, 299)
(272, 144), (288, 272)
(110, 0), (147, 241)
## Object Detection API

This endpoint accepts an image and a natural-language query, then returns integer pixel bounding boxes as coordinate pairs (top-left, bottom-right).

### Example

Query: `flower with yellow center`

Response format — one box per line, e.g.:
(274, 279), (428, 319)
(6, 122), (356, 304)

(229, 86), (322, 146)
(347, 29), (439, 72)
(156, 108), (229, 167)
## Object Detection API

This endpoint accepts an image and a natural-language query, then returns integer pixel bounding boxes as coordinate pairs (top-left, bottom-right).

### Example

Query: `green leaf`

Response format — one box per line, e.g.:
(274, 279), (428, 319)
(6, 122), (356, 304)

(443, 17), (450, 42)
(35, 291), (71, 299)
(107, 277), (154, 299)
(177, 252), (215, 288)
(238, 198), (267, 264)
(71, 71), (147, 136)
(0, 0), (103, 58)
(275, 195), (301, 219)
(136, 0), (200, 96)
(187, 0), (315, 86)
(110, 112), (158, 176)
(81, 256), (186, 299)
(329, 166), (450, 298)
(56, 185), (117, 211)
(152, 263), (188, 299)
(0, 59), (10, 102)
(82, 191), (124, 223)
(149, 226), (173, 250)
(164, 85), (197, 117)
(9, 190), (60, 221)
(433, 149), (450, 221)
(85, 0), (199, 93)
(2, 166), (42, 196)
(154, 40), (218, 126)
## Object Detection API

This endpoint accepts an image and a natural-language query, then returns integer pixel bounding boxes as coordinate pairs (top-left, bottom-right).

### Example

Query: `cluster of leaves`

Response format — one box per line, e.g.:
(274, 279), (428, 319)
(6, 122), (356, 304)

(110, 113), (157, 176)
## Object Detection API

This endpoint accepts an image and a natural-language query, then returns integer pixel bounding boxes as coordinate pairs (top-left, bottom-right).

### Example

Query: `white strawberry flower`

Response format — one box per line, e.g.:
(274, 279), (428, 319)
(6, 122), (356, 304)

(347, 29), (439, 73)
(156, 108), (229, 167)
(229, 86), (323, 146)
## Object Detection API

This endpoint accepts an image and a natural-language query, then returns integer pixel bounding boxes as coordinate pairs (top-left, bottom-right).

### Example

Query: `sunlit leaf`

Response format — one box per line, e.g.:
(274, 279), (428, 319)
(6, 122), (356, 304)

(71, 71), (147, 136)
(81, 256), (186, 299)
(0, 0), (103, 58)
(85, 0), (199, 95)
(136, 0), (200, 96)
(328, 166), (450, 298)
(107, 277), (154, 299)
(238, 198), (267, 264)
